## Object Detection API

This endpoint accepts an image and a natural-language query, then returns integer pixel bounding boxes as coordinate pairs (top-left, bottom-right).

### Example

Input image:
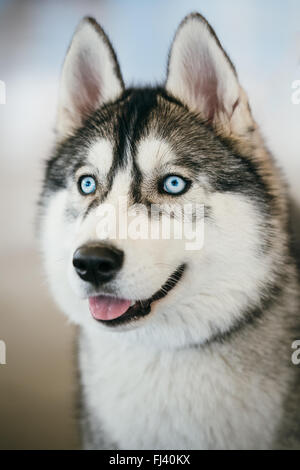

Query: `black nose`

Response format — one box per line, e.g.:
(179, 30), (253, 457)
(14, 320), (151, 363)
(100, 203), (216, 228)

(73, 244), (124, 285)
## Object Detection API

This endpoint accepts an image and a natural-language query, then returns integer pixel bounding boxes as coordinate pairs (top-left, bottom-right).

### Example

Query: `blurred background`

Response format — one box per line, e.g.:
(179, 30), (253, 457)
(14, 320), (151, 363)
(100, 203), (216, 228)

(0, 0), (299, 450)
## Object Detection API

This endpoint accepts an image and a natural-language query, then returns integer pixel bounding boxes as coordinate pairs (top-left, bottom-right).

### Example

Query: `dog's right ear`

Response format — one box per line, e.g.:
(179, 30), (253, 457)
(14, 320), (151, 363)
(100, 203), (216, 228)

(56, 17), (124, 140)
(166, 13), (254, 138)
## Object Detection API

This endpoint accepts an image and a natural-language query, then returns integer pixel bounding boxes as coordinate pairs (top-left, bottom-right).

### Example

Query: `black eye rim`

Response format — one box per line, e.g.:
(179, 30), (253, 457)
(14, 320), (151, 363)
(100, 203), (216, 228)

(158, 174), (192, 197)
(77, 174), (97, 196)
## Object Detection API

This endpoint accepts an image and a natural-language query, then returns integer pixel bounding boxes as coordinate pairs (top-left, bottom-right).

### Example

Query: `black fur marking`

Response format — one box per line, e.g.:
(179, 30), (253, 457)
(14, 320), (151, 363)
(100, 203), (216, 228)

(188, 270), (289, 351)
(83, 197), (101, 220)
(96, 264), (186, 328)
(40, 87), (273, 221)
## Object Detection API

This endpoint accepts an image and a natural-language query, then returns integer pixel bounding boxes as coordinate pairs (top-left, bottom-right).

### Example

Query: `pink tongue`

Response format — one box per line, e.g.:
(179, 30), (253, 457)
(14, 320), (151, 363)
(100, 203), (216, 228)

(89, 296), (132, 321)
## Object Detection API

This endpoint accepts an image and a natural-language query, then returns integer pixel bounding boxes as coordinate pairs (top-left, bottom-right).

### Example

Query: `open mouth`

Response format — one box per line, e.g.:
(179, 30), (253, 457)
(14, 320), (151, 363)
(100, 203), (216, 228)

(88, 264), (185, 327)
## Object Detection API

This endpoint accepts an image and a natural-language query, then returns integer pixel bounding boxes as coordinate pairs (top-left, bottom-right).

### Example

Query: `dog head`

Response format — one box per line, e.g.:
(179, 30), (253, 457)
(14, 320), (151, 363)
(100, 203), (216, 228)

(39, 14), (286, 348)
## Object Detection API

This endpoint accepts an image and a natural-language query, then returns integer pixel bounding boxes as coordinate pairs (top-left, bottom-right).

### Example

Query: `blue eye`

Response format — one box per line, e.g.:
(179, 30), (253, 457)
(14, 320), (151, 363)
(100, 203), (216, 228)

(163, 175), (188, 195)
(79, 176), (97, 195)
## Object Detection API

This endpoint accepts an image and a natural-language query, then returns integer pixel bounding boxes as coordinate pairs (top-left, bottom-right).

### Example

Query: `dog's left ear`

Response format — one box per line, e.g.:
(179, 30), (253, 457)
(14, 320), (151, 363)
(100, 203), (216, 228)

(166, 13), (254, 137)
(56, 17), (124, 140)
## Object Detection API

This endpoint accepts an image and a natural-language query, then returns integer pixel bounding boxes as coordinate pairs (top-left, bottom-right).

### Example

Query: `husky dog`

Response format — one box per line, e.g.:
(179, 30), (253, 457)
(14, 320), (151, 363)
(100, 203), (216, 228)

(39, 13), (300, 449)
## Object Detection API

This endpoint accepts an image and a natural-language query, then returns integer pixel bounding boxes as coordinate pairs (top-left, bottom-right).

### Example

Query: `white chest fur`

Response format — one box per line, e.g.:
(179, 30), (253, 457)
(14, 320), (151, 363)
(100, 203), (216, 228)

(79, 329), (282, 450)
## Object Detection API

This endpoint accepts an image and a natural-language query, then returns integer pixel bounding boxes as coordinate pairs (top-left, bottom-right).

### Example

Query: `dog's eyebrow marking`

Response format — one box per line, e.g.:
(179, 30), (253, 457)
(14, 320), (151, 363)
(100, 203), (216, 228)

(87, 138), (113, 174)
(136, 137), (174, 174)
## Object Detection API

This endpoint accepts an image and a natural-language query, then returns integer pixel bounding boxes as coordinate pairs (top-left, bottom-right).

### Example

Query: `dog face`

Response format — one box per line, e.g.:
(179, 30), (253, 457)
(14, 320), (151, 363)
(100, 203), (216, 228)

(39, 14), (284, 348)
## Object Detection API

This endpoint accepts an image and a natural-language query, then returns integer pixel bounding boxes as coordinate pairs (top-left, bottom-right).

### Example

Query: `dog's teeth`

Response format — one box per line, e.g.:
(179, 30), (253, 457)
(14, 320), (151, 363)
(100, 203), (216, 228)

(130, 301), (135, 307)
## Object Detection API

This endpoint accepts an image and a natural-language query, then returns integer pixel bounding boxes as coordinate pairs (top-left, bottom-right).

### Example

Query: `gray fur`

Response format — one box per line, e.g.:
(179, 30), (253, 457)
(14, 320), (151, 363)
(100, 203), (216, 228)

(38, 13), (300, 449)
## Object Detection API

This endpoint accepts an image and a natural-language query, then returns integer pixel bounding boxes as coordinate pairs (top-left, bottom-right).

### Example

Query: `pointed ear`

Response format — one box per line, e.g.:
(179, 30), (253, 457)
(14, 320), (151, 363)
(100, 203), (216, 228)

(56, 17), (124, 140)
(166, 13), (254, 137)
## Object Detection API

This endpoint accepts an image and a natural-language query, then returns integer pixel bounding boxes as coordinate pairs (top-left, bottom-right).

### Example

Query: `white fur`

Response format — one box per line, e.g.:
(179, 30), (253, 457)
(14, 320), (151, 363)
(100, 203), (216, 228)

(136, 137), (174, 173)
(41, 171), (275, 346)
(79, 329), (282, 450)
(87, 139), (114, 175)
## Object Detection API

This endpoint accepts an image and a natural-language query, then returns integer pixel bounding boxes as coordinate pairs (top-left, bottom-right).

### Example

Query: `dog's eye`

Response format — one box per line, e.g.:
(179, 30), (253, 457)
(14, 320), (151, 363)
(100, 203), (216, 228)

(162, 175), (188, 195)
(79, 175), (97, 195)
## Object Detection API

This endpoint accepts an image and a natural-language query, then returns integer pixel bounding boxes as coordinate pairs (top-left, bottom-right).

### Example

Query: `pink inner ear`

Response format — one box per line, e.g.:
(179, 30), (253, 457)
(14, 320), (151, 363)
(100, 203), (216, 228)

(71, 50), (103, 120)
(183, 46), (225, 122)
